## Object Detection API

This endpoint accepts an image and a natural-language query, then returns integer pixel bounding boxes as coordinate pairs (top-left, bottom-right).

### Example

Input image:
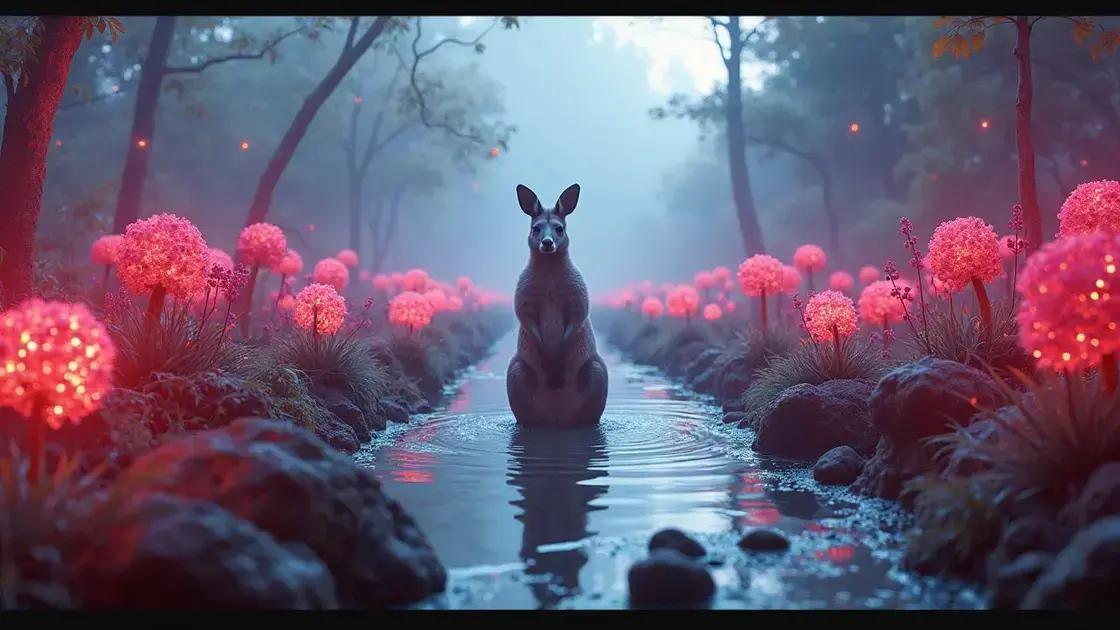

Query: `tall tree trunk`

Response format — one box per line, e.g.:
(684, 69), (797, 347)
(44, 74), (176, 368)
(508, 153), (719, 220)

(112, 16), (175, 233)
(370, 189), (401, 274)
(1014, 16), (1042, 252)
(0, 17), (85, 307)
(243, 16), (390, 230)
(724, 17), (766, 256)
(808, 155), (839, 257)
(345, 98), (362, 252)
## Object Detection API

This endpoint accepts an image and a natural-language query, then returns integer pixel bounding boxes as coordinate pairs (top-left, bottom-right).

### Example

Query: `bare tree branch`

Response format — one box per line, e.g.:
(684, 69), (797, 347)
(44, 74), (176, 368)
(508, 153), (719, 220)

(357, 60), (406, 175)
(707, 17), (730, 65)
(398, 16), (502, 145)
(343, 16), (359, 52)
(162, 26), (304, 75)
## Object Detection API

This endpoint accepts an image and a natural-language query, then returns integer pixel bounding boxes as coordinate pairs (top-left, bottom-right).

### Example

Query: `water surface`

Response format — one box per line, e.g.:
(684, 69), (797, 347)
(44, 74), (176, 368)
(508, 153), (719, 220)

(357, 330), (984, 609)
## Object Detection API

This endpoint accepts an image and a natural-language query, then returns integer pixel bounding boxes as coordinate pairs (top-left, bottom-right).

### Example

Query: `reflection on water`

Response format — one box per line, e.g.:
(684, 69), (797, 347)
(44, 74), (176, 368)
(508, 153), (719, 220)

(357, 330), (985, 609)
(507, 426), (608, 607)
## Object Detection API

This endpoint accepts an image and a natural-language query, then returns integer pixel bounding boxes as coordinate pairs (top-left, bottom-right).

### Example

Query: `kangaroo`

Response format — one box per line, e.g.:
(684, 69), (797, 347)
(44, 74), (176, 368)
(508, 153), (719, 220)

(506, 183), (608, 428)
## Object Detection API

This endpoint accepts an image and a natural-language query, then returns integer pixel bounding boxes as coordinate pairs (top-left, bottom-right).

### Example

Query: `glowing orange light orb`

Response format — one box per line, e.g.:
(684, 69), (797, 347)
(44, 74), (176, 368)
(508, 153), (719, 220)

(979, 118), (991, 130)
(489, 147), (501, 158)
(848, 122), (860, 134)
(136, 138), (148, 149)
(240, 141), (250, 151)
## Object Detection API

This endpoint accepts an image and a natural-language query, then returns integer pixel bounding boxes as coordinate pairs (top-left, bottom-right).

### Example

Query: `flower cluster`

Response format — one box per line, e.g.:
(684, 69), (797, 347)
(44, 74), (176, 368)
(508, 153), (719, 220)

(803, 290), (858, 342)
(793, 244), (827, 272)
(1057, 179), (1120, 238)
(781, 265), (802, 294)
(423, 288), (448, 312)
(737, 254), (784, 297)
(926, 216), (1002, 292)
(389, 291), (435, 331)
(858, 280), (906, 327)
(858, 265), (879, 284)
(292, 283), (347, 336)
(641, 296), (664, 319)
(711, 266), (731, 284)
(1016, 231), (1120, 371)
(666, 285), (700, 319)
(205, 263), (249, 301)
(238, 222), (287, 268)
(336, 249), (359, 268)
(703, 303), (723, 321)
(208, 248), (234, 272)
(829, 271), (854, 293)
(694, 270), (716, 290)
(117, 213), (210, 299)
(313, 257), (350, 291)
(402, 268), (431, 292)
(90, 235), (123, 266)
(0, 299), (116, 428)
(273, 249), (303, 276)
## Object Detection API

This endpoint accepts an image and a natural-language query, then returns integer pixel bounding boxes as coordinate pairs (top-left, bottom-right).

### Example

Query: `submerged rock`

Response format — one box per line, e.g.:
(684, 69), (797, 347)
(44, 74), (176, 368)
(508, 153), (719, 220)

(753, 380), (876, 461)
(813, 446), (866, 486)
(70, 493), (338, 609)
(738, 528), (790, 552)
(116, 418), (447, 609)
(628, 549), (715, 608)
(1021, 516), (1120, 609)
(648, 528), (706, 559)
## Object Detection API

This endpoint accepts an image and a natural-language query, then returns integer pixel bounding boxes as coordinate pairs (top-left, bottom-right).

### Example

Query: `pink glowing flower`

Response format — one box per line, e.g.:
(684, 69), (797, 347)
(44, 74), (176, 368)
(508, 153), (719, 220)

(313, 257), (350, 291)
(694, 270), (716, 290)
(237, 222), (287, 268)
(858, 280), (906, 327)
(1057, 179), (1120, 238)
(722, 298), (737, 313)
(389, 291), (435, 331)
(927, 216), (1002, 292)
(641, 296), (664, 320)
(829, 271), (854, 293)
(703, 303), (723, 321)
(278, 294), (295, 311)
(446, 296), (464, 312)
(208, 248), (234, 272)
(90, 235), (123, 266)
(858, 265), (880, 284)
(117, 213), (210, 299)
(1016, 231), (1120, 371)
(803, 290), (858, 343)
(998, 234), (1017, 259)
(292, 283), (346, 336)
(424, 288), (448, 311)
(272, 249), (303, 276)
(402, 268), (430, 292)
(372, 274), (391, 292)
(781, 265), (802, 294)
(666, 285), (700, 319)
(336, 249), (359, 268)
(457, 276), (472, 295)
(0, 299), (116, 429)
(712, 266), (731, 283)
(737, 254), (784, 297)
(793, 244), (827, 272)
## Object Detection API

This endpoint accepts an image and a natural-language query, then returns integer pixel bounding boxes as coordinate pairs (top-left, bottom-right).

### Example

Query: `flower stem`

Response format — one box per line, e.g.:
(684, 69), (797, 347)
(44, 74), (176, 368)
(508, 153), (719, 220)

(971, 276), (992, 344)
(239, 264), (260, 337)
(27, 396), (45, 484)
(760, 290), (768, 332)
(1102, 352), (1118, 395)
(832, 325), (841, 375)
(146, 286), (166, 325)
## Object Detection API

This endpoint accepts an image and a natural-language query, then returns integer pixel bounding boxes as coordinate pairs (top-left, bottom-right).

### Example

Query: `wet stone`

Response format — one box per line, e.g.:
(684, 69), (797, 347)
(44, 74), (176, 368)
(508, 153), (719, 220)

(722, 411), (750, 425)
(628, 549), (715, 609)
(648, 528), (706, 559)
(738, 528), (790, 552)
(813, 445), (866, 486)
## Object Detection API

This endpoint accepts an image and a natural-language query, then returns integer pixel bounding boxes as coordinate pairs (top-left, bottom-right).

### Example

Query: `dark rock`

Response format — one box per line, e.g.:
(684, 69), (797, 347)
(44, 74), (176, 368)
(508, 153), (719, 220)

(691, 364), (721, 395)
(870, 357), (1001, 443)
(716, 366), (751, 403)
(118, 418), (446, 609)
(722, 398), (746, 414)
(989, 552), (1052, 609)
(1069, 461), (1120, 528)
(738, 418), (755, 430)
(379, 399), (411, 424)
(648, 528), (706, 559)
(813, 446), (866, 486)
(738, 528), (790, 552)
(314, 388), (370, 443)
(753, 380), (877, 461)
(410, 400), (434, 415)
(628, 549), (715, 608)
(365, 412), (388, 432)
(70, 493), (337, 609)
(722, 411), (750, 425)
(1022, 516), (1120, 609)
(313, 414), (360, 454)
(851, 438), (936, 502)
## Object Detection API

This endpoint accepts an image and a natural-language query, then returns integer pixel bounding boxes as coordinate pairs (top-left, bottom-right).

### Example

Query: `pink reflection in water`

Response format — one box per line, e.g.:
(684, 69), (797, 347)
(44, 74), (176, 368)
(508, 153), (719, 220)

(814, 545), (855, 564)
(448, 383), (472, 414)
(643, 387), (669, 400)
(738, 498), (781, 526)
(385, 448), (435, 484)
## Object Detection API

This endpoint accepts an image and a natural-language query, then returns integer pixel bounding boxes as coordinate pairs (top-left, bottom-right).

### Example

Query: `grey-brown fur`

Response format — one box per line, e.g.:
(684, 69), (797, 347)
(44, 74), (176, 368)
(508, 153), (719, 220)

(506, 183), (608, 427)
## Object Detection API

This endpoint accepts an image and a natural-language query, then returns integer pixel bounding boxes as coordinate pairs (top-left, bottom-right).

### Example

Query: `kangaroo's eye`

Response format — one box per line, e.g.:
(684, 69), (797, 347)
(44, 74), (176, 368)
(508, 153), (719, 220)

(555, 225), (565, 234)
(531, 225), (541, 234)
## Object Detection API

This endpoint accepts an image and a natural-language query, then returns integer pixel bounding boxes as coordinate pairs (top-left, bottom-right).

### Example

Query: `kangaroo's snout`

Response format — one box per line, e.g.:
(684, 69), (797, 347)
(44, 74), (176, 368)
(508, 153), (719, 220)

(539, 237), (556, 253)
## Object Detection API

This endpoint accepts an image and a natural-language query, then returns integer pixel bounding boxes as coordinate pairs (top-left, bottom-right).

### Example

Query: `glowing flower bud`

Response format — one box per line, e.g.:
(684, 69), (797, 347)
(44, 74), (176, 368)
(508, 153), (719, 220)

(803, 290), (858, 343)
(313, 257), (350, 292)
(237, 222), (287, 269)
(292, 283), (346, 336)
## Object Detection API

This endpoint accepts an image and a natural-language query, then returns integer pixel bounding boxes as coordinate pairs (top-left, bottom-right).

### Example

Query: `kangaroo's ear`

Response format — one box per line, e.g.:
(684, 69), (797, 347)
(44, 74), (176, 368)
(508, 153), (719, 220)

(516, 184), (542, 217)
(556, 183), (580, 216)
